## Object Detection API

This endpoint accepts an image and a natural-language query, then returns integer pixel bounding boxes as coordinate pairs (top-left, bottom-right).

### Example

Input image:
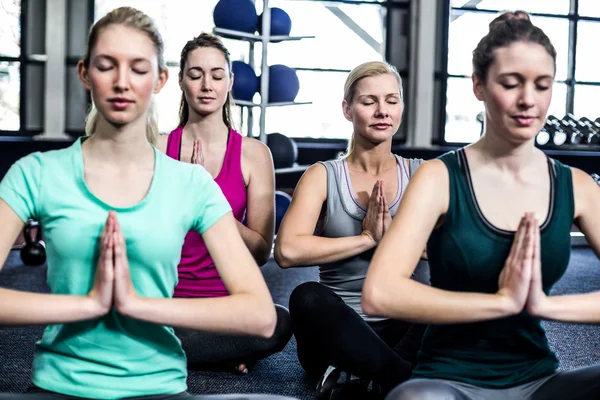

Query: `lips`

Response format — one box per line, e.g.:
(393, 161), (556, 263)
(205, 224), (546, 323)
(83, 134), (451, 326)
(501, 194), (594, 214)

(108, 98), (133, 110)
(371, 123), (391, 130)
(512, 115), (536, 127)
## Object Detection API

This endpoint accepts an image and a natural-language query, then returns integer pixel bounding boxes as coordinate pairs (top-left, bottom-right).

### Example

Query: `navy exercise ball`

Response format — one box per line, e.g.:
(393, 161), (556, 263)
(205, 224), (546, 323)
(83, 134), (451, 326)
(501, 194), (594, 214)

(266, 65), (300, 103)
(231, 61), (258, 101)
(275, 191), (292, 234)
(258, 8), (292, 37)
(267, 132), (297, 169)
(213, 0), (258, 34)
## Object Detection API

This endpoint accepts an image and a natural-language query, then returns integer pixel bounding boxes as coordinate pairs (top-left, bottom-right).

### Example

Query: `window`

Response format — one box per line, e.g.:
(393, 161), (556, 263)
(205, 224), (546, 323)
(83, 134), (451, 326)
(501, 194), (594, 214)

(0, 0), (21, 132)
(94, 0), (386, 139)
(440, 0), (599, 145)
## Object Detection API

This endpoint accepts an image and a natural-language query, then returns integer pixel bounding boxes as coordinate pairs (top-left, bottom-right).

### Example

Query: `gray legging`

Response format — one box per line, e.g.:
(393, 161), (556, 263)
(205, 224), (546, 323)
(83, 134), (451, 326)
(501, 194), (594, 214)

(386, 364), (600, 400)
(174, 305), (293, 369)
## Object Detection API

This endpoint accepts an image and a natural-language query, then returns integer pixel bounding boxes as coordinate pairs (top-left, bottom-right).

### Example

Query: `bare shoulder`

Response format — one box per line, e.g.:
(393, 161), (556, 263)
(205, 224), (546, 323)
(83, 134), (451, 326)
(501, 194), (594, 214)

(295, 163), (327, 194)
(410, 158), (448, 182)
(572, 167), (600, 214)
(156, 134), (169, 154)
(241, 137), (272, 161)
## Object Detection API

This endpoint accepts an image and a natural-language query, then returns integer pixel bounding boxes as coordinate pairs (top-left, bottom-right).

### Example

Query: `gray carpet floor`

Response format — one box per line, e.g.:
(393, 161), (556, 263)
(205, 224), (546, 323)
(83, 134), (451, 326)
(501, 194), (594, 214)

(1, 248), (599, 399)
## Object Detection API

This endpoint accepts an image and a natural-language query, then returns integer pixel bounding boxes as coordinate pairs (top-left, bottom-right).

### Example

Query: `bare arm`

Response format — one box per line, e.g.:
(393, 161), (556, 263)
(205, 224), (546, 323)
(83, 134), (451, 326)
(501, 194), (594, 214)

(119, 213), (276, 338)
(528, 168), (600, 323)
(0, 200), (104, 325)
(362, 160), (520, 324)
(274, 163), (376, 268)
(238, 139), (275, 266)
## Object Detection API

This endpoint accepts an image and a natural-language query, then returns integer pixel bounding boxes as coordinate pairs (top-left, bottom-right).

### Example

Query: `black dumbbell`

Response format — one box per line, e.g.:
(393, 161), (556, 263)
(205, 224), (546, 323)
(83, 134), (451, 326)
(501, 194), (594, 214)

(579, 117), (600, 145)
(20, 220), (46, 266)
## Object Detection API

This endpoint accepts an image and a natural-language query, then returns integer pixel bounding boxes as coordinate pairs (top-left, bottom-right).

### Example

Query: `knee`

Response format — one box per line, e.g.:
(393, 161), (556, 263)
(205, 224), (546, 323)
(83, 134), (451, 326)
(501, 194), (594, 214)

(271, 304), (293, 348)
(386, 379), (462, 400)
(289, 281), (329, 317)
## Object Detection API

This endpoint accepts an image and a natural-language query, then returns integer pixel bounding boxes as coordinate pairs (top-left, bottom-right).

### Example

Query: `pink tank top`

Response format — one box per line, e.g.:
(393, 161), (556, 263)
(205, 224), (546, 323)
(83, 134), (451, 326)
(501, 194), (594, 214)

(166, 126), (247, 297)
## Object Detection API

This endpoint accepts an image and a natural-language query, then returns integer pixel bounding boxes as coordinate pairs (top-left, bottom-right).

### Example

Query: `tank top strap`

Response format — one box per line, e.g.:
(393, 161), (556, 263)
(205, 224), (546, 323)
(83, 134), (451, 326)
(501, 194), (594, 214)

(166, 126), (184, 161)
(216, 129), (243, 183)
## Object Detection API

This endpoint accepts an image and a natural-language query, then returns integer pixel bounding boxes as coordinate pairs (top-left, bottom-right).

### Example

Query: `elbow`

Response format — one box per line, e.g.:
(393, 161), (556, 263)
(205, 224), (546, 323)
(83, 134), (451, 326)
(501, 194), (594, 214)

(273, 239), (295, 269)
(254, 247), (271, 267)
(361, 281), (386, 318)
(255, 304), (277, 338)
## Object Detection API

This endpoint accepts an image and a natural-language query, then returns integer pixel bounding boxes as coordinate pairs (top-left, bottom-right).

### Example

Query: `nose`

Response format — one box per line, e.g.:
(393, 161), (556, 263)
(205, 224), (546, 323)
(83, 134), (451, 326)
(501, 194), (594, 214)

(113, 66), (130, 92)
(518, 84), (535, 109)
(201, 75), (213, 92)
(375, 103), (390, 118)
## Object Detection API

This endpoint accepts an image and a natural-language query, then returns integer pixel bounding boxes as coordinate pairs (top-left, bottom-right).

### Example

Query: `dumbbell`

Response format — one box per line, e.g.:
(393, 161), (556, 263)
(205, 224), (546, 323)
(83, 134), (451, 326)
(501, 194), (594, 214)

(546, 115), (568, 146)
(20, 220), (46, 266)
(592, 173), (600, 186)
(579, 117), (600, 144)
(563, 114), (589, 144)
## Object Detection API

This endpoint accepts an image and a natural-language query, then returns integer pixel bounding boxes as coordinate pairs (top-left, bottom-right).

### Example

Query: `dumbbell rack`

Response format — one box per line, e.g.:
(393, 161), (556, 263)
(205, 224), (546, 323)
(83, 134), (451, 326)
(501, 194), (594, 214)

(536, 114), (600, 152)
(213, 0), (314, 143)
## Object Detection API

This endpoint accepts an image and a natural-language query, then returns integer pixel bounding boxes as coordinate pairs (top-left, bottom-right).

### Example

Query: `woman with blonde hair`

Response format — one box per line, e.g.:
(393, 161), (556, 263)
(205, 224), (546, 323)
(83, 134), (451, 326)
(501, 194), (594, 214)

(0, 7), (293, 400)
(274, 61), (427, 398)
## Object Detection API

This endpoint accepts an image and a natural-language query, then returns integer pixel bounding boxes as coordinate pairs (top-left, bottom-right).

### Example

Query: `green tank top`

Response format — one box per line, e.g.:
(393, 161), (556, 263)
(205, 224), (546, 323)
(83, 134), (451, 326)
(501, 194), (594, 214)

(411, 149), (574, 388)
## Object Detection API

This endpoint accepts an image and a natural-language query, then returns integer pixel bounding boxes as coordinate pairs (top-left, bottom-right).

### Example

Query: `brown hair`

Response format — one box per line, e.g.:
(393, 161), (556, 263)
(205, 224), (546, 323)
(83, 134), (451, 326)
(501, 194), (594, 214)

(343, 61), (403, 157)
(82, 7), (166, 144)
(178, 33), (234, 128)
(473, 10), (556, 82)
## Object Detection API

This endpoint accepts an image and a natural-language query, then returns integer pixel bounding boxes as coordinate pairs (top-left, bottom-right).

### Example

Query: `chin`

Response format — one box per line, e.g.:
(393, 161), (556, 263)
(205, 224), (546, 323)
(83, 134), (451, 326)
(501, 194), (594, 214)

(193, 105), (222, 116)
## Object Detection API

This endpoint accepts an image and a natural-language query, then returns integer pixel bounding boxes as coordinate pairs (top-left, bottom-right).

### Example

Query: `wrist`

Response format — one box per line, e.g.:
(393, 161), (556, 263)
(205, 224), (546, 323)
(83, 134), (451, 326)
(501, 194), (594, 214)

(527, 294), (550, 319)
(360, 230), (377, 248)
(495, 291), (522, 317)
(115, 295), (142, 318)
(83, 296), (110, 320)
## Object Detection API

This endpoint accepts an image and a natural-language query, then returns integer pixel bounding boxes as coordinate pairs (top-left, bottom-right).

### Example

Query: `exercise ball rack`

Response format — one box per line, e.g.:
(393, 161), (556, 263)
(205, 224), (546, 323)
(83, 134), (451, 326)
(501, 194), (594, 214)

(213, 0), (314, 143)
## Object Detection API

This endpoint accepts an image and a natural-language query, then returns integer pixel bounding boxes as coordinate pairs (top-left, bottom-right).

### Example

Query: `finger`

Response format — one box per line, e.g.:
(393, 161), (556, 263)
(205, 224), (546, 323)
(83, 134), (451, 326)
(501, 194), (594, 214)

(506, 216), (528, 264)
(532, 218), (542, 280)
(371, 181), (379, 198)
(191, 141), (196, 163)
(521, 219), (535, 271)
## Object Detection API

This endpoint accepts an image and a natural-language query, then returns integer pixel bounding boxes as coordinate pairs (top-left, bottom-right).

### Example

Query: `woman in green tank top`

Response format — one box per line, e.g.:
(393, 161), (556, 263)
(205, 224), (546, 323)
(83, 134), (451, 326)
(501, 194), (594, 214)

(363, 10), (600, 400)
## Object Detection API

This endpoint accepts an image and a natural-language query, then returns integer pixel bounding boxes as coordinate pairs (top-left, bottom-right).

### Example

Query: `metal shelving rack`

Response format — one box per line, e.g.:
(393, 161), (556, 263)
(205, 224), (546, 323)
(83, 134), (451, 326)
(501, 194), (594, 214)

(213, 0), (314, 143)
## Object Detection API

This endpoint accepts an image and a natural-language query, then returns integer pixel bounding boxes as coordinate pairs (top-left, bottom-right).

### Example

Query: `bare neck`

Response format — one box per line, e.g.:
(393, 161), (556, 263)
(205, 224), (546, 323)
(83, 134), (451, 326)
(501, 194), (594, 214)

(183, 109), (229, 146)
(471, 129), (541, 174)
(347, 137), (395, 175)
(83, 115), (154, 167)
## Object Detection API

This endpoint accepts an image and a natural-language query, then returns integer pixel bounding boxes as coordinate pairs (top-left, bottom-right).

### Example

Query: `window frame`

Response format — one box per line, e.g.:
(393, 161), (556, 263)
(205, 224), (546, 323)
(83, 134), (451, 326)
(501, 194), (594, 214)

(436, 0), (600, 148)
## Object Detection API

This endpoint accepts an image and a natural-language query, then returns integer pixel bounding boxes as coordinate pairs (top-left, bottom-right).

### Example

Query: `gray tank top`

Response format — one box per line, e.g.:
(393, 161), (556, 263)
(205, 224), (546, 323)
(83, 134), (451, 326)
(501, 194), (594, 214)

(317, 155), (423, 321)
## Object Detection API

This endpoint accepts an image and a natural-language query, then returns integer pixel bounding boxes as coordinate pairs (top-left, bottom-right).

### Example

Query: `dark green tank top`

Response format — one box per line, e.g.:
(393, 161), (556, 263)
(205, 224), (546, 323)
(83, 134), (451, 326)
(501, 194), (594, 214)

(411, 149), (574, 388)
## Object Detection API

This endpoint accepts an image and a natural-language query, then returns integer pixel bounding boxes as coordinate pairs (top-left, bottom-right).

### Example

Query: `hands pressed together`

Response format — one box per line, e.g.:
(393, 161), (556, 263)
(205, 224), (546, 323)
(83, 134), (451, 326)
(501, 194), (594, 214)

(361, 180), (392, 246)
(497, 212), (547, 317)
(87, 211), (139, 318)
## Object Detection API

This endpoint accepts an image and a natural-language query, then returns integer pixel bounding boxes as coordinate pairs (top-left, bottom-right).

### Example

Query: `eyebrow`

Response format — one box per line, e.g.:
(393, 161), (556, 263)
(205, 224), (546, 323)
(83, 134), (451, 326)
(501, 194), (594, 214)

(187, 66), (226, 73)
(497, 72), (554, 80)
(94, 54), (151, 64)
(358, 93), (400, 99)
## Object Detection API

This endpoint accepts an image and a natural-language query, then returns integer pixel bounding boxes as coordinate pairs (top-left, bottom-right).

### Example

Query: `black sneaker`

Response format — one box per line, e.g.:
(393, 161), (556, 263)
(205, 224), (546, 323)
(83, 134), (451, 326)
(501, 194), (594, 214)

(316, 365), (343, 400)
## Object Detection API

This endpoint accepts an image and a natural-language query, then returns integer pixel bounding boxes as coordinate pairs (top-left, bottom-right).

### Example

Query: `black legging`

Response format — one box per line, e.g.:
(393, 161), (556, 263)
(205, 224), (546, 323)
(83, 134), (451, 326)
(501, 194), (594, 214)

(289, 281), (425, 393)
(175, 305), (293, 370)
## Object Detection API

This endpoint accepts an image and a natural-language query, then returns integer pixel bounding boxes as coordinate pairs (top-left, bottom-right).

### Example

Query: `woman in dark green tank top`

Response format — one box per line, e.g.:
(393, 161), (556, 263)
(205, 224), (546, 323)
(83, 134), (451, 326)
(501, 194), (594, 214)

(363, 11), (600, 400)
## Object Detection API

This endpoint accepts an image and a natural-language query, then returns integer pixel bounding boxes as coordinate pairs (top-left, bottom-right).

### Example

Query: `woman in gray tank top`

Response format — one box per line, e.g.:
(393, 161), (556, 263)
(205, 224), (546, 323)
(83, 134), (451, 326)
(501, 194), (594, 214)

(274, 61), (428, 399)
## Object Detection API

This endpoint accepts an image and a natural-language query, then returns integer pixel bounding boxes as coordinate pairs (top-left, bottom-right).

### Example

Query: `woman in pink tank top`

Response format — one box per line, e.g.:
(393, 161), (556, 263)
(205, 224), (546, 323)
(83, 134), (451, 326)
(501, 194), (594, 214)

(157, 33), (291, 375)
